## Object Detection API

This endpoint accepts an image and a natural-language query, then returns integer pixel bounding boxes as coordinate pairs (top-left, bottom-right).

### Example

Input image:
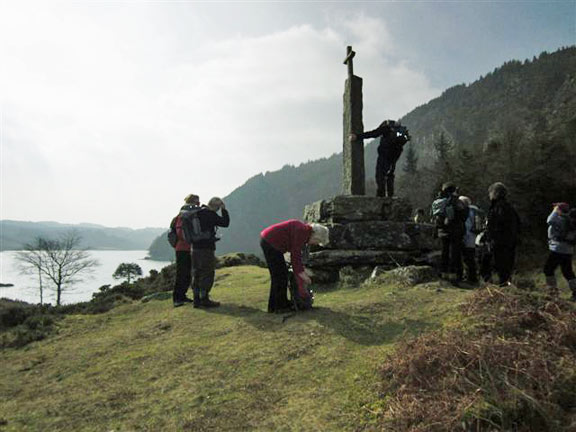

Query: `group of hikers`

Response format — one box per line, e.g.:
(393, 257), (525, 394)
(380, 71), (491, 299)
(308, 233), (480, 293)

(169, 193), (329, 312)
(425, 181), (576, 300)
(169, 116), (575, 310)
(169, 182), (576, 313)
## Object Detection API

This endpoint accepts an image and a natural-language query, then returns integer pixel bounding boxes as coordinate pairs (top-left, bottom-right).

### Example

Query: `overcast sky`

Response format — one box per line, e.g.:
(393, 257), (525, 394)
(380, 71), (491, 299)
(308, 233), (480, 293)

(1, 1), (574, 229)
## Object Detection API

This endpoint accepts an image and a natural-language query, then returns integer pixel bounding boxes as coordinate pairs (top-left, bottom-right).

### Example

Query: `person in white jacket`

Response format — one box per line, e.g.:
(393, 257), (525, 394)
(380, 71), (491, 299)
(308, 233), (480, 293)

(543, 203), (576, 299)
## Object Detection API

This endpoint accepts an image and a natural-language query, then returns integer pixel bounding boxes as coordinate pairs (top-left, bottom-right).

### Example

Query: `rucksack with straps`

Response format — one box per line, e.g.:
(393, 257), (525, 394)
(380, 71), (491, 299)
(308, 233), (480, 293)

(431, 196), (455, 226)
(167, 216), (178, 248)
(180, 206), (213, 244)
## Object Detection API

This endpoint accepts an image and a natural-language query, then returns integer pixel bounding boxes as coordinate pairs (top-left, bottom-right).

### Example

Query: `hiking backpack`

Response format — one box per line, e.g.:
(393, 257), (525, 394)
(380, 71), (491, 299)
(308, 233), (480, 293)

(180, 206), (213, 244)
(431, 196), (455, 226)
(287, 264), (314, 311)
(167, 216), (179, 248)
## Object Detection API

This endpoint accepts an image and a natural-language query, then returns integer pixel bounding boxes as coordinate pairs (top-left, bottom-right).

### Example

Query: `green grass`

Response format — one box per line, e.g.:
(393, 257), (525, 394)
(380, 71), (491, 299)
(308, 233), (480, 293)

(0, 266), (470, 431)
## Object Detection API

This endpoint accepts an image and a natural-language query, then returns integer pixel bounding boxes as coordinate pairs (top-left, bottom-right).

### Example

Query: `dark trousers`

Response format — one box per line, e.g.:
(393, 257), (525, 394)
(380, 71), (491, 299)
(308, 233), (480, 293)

(463, 247), (478, 282)
(479, 246), (493, 282)
(173, 251), (192, 302)
(261, 238), (290, 313)
(543, 251), (575, 281)
(375, 147), (402, 197)
(493, 244), (516, 285)
(440, 236), (464, 279)
(192, 248), (216, 300)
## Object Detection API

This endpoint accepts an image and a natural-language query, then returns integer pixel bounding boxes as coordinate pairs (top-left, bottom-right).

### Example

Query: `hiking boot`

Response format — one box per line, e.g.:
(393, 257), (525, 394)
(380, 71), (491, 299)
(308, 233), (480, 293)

(173, 301), (186, 308)
(203, 298), (220, 308)
(182, 297), (194, 303)
(195, 298), (220, 308)
(545, 276), (559, 297)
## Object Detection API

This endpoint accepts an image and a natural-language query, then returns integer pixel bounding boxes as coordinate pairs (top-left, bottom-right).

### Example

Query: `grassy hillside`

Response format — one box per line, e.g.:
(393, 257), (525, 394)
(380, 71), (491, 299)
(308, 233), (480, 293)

(0, 266), (469, 431)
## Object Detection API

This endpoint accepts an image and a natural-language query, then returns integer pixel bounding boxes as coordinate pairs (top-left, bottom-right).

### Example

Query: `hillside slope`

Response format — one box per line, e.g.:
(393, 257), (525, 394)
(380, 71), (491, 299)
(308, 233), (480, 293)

(0, 266), (469, 431)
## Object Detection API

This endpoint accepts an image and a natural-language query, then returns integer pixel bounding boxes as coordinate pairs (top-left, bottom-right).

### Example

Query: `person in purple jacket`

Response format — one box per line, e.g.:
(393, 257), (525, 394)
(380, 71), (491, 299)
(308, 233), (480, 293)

(543, 203), (576, 300)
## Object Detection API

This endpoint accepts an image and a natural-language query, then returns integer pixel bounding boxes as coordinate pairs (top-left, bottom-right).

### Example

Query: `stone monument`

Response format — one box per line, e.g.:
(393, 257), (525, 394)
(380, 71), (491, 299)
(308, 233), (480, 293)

(342, 46), (365, 196)
(302, 47), (440, 284)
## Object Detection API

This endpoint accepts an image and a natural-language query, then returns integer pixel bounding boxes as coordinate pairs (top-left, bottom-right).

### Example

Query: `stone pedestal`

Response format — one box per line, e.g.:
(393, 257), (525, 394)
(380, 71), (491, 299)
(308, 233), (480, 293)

(303, 195), (440, 284)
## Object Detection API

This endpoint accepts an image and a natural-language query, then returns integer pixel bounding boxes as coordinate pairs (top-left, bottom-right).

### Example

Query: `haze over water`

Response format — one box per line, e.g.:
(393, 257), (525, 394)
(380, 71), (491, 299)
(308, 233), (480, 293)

(0, 250), (171, 305)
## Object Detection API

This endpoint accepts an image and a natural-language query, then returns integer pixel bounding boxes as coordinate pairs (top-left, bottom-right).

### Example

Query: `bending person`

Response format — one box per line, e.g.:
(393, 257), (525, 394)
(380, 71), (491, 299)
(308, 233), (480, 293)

(260, 220), (329, 313)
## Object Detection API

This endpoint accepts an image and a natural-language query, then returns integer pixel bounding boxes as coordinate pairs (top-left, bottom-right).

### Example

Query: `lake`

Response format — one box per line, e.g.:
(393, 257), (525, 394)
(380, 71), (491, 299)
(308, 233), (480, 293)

(0, 250), (173, 305)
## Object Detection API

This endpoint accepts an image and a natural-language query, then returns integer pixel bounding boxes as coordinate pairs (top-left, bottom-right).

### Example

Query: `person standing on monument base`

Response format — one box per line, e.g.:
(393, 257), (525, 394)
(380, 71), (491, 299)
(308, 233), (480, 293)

(485, 182), (521, 286)
(191, 197), (230, 308)
(260, 220), (329, 313)
(171, 194), (200, 307)
(349, 120), (410, 197)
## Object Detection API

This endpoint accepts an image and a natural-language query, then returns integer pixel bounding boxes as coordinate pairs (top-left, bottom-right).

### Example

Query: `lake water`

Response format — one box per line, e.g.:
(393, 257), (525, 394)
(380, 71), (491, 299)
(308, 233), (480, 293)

(0, 250), (173, 305)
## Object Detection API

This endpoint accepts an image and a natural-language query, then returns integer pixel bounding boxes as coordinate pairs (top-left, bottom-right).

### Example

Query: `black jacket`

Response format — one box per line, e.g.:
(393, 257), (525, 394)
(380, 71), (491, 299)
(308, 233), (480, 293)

(359, 123), (408, 156)
(193, 207), (230, 250)
(486, 198), (520, 247)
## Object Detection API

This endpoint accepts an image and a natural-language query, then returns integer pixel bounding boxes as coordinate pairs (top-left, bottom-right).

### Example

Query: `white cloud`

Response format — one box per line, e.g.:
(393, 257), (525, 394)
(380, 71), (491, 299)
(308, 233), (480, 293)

(0, 3), (439, 227)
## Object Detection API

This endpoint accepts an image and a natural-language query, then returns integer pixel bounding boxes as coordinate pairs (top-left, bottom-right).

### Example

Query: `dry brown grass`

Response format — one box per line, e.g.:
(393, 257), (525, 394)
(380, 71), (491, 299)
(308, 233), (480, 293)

(378, 285), (576, 432)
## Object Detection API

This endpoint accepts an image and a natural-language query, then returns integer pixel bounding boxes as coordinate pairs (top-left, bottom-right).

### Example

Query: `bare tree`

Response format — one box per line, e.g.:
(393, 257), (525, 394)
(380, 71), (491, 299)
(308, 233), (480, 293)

(15, 232), (100, 305)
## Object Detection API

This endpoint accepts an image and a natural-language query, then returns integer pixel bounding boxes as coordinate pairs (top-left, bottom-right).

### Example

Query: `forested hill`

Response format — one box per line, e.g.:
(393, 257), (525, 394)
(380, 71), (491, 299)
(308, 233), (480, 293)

(149, 46), (576, 259)
(403, 47), (576, 164)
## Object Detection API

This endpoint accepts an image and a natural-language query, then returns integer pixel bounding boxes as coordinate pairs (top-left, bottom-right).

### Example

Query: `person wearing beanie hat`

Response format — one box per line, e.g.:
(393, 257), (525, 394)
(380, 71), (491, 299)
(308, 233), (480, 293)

(486, 182), (521, 286)
(431, 182), (469, 285)
(543, 203), (576, 300)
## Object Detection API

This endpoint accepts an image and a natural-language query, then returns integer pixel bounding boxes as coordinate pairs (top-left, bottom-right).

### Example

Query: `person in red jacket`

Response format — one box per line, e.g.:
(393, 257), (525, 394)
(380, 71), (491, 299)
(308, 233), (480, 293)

(260, 220), (329, 313)
(172, 193), (199, 307)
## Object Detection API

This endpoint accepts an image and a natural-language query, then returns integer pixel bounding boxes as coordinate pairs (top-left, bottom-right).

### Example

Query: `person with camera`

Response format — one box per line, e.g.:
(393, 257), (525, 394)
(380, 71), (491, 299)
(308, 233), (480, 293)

(260, 220), (329, 313)
(485, 182), (520, 286)
(349, 119), (410, 197)
(191, 197), (230, 308)
(543, 203), (576, 299)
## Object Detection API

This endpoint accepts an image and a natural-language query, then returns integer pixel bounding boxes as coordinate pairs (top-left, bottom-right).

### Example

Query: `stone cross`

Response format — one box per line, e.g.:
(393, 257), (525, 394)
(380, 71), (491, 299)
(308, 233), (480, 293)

(342, 46), (365, 195)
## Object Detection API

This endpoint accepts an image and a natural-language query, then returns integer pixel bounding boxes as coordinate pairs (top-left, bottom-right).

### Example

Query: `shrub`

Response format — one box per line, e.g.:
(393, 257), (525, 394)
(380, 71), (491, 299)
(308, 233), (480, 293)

(377, 285), (576, 431)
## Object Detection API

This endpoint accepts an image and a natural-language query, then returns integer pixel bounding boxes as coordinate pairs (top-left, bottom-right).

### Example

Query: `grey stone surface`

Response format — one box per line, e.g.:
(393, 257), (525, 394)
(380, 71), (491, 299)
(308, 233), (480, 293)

(339, 265), (373, 286)
(307, 267), (339, 284)
(307, 249), (416, 267)
(303, 195), (412, 223)
(326, 221), (438, 251)
(382, 265), (438, 286)
(342, 75), (364, 195)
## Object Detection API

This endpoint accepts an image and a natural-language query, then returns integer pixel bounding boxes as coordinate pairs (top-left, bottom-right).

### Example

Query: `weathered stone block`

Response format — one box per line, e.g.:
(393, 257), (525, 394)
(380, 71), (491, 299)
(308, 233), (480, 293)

(307, 249), (417, 268)
(326, 221), (438, 251)
(307, 267), (339, 284)
(303, 195), (412, 223)
(303, 199), (326, 223)
(339, 265), (373, 286)
(377, 265), (438, 286)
